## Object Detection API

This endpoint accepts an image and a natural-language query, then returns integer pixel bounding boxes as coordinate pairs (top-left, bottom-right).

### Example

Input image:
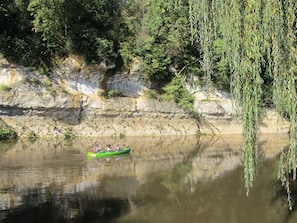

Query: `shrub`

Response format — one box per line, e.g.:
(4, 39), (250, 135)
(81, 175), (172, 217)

(0, 127), (17, 140)
(64, 127), (75, 140)
(162, 76), (194, 112)
(27, 131), (37, 141)
(101, 89), (123, 98)
(0, 84), (12, 91)
(144, 89), (160, 100)
(43, 79), (52, 87)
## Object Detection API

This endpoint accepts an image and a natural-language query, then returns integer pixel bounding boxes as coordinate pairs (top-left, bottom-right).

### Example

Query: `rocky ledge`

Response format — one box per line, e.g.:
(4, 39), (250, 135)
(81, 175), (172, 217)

(0, 57), (289, 138)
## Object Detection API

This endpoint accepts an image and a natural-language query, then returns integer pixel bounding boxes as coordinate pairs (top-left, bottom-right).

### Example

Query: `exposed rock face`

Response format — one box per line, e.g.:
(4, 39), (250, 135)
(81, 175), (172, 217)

(188, 85), (289, 135)
(0, 57), (290, 138)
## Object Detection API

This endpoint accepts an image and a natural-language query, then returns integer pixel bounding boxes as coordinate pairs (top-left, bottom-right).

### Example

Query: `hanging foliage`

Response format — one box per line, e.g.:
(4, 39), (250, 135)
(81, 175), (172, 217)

(268, 0), (297, 209)
(189, 0), (216, 86)
(188, 0), (297, 196)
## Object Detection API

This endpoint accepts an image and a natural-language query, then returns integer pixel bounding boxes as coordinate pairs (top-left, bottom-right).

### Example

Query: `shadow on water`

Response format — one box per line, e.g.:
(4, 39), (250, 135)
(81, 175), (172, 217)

(272, 177), (297, 223)
(0, 139), (17, 153)
(0, 135), (200, 223)
(1, 187), (131, 223)
(0, 170), (145, 223)
(271, 144), (297, 223)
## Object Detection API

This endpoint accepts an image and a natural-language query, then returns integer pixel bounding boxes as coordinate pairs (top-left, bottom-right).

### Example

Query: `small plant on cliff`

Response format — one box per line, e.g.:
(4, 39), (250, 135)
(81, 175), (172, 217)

(0, 127), (17, 140)
(162, 76), (194, 112)
(27, 131), (37, 141)
(43, 79), (52, 88)
(49, 88), (56, 97)
(0, 84), (12, 91)
(39, 66), (50, 75)
(144, 89), (161, 100)
(42, 79), (57, 97)
(102, 89), (123, 98)
(64, 127), (75, 140)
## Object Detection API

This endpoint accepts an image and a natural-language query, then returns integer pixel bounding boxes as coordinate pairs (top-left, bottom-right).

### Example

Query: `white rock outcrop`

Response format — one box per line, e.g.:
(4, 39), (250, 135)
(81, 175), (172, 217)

(0, 57), (290, 137)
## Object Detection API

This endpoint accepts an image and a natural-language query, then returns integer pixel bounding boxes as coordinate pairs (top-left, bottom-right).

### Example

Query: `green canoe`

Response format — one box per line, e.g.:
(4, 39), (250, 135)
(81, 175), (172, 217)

(87, 147), (131, 158)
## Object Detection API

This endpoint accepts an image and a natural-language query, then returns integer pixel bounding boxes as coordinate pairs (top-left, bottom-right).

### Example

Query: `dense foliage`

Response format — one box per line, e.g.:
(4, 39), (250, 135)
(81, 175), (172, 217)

(1, 0), (127, 69)
(0, 0), (207, 87)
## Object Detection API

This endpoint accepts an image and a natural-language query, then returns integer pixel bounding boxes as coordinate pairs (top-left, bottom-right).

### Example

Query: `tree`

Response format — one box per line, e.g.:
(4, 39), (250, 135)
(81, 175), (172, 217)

(0, 0), (38, 65)
(188, 0), (297, 197)
(28, 0), (125, 64)
(28, 0), (67, 52)
(132, 0), (198, 87)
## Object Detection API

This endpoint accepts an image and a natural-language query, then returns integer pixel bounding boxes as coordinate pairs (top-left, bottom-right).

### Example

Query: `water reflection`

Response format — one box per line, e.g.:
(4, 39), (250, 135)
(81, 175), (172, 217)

(0, 134), (295, 223)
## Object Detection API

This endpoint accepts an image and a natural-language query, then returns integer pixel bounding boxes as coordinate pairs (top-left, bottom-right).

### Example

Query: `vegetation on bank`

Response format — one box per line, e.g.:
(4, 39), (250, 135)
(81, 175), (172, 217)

(0, 0), (228, 90)
(0, 122), (17, 140)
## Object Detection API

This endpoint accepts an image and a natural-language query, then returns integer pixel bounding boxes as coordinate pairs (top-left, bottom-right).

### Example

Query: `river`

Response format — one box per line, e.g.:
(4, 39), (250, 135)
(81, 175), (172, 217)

(0, 134), (295, 223)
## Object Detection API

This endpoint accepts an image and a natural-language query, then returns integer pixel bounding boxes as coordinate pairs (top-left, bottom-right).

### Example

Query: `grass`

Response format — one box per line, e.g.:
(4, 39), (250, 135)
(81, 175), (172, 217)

(0, 84), (12, 91)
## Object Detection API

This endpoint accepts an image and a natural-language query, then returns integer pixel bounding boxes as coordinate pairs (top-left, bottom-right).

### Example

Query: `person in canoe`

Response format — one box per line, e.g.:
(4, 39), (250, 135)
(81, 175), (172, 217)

(106, 145), (112, 152)
(93, 145), (101, 153)
(115, 145), (121, 151)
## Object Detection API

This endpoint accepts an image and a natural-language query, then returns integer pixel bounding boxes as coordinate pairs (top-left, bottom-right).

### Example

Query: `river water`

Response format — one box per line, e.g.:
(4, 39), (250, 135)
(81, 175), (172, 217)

(0, 134), (295, 223)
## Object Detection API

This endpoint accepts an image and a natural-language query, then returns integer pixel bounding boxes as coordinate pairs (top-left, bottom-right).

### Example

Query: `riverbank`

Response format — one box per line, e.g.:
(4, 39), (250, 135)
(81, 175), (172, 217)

(0, 57), (290, 138)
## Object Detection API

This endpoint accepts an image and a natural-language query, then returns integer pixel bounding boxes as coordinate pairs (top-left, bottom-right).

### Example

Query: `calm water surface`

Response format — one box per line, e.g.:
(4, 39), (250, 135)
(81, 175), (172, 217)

(0, 134), (295, 223)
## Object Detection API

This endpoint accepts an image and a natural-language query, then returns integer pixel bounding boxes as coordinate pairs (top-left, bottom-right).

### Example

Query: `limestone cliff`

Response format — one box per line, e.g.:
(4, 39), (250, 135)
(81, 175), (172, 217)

(0, 56), (289, 138)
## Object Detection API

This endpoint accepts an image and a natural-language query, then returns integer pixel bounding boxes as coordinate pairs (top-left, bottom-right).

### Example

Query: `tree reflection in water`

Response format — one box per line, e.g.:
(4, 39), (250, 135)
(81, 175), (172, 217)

(1, 135), (296, 223)
(278, 146), (297, 211)
(1, 186), (131, 223)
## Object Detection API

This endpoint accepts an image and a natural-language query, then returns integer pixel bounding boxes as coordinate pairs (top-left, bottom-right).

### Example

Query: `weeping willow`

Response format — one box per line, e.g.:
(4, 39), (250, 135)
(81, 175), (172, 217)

(189, 0), (297, 197)
(189, 0), (216, 86)
(268, 0), (297, 209)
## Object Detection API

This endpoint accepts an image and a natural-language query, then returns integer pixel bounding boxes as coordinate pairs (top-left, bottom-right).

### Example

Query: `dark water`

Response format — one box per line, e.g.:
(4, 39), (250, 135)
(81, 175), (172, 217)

(0, 134), (295, 223)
